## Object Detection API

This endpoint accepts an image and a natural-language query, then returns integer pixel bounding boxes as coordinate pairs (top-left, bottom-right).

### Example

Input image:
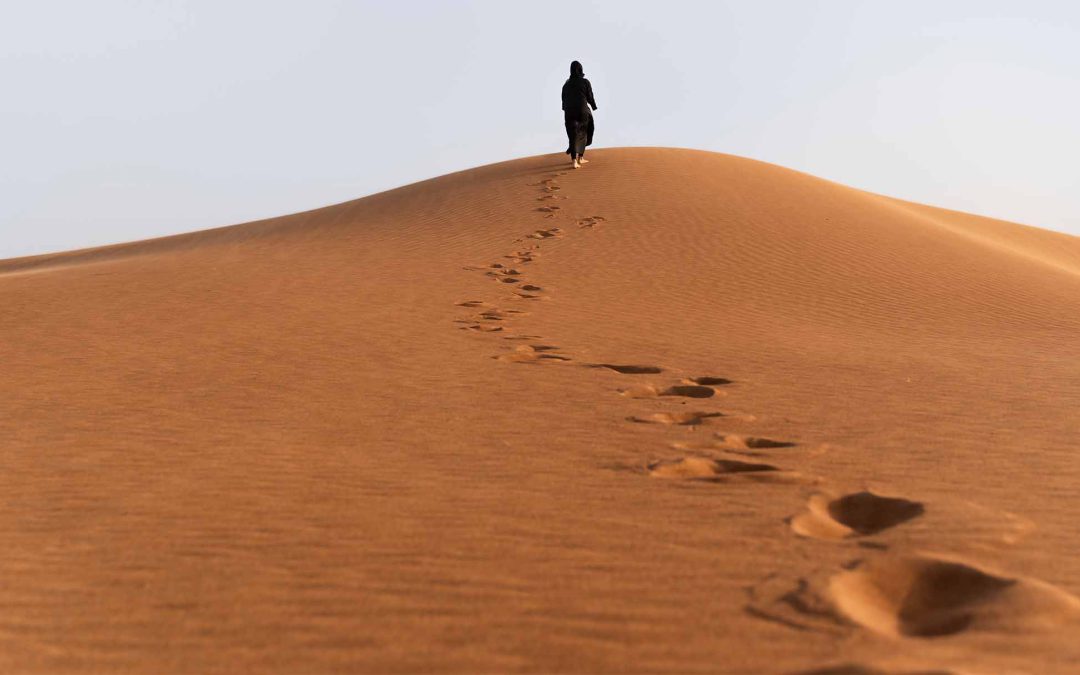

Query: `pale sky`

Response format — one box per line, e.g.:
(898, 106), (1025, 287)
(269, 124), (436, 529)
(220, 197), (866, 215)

(2, 0), (1078, 259)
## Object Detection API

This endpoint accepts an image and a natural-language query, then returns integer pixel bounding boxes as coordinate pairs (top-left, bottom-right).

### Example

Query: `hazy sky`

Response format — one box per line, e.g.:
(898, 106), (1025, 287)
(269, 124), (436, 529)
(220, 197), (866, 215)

(2, 1), (1079, 259)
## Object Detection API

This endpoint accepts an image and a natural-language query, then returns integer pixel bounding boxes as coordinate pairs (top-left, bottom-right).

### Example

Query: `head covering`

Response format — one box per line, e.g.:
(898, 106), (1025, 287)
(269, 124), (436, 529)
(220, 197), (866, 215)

(570, 61), (584, 77)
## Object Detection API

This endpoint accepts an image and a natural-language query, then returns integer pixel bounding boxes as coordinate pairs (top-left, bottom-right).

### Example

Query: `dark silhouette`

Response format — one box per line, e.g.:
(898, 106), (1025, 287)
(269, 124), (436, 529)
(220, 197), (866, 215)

(561, 60), (597, 168)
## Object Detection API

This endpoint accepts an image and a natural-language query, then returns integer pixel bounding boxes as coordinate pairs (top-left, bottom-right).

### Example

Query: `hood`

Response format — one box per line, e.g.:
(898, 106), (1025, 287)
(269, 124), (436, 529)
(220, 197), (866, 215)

(570, 61), (584, 77)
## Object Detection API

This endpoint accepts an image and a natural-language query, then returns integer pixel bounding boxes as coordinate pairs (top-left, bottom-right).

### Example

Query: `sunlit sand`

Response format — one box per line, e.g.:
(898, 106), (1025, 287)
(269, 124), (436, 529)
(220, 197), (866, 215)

(2, 148), (1079, 673)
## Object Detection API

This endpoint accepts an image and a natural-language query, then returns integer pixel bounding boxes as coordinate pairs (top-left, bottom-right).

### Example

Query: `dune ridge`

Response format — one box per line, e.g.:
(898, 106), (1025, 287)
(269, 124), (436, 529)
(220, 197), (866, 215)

(2, 148), (1079, 673)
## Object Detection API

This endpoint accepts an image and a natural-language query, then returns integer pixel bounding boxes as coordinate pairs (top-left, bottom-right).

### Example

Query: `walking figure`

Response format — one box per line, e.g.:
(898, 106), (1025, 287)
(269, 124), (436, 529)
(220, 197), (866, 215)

(562, 60), (597, 169)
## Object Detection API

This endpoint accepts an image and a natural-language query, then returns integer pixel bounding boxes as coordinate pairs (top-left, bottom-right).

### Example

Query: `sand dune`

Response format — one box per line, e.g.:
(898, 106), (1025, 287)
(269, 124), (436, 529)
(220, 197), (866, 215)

(2, 148), (1079, 673)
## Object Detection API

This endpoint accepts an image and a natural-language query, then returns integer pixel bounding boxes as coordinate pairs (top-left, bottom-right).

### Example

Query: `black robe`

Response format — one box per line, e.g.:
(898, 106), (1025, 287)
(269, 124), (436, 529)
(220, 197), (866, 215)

(561, 67), (597, 158)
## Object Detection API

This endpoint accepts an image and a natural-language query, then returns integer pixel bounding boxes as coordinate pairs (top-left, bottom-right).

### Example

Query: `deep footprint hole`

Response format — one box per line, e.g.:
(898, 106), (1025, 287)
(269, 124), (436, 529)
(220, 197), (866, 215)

(828, 492), (925, 536)
(662, 385), (715, 399)
(688, 376), (734, 386)
(897, 562), (1014, 636)
(590, 363), (664, 374)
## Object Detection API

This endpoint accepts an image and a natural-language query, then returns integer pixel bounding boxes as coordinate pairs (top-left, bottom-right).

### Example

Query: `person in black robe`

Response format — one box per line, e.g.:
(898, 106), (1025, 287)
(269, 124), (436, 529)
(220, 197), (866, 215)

(561, 60), (597, 168)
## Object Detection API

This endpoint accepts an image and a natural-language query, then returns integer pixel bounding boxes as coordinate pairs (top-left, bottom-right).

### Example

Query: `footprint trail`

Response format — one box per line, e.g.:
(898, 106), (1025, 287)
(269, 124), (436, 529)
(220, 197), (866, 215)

(449, 161), (1069, 671)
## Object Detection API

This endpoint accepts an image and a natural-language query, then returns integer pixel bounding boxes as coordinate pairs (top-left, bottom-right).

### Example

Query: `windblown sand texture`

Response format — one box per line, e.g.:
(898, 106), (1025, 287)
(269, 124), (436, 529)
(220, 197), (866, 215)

(2, 148), (1080, 673)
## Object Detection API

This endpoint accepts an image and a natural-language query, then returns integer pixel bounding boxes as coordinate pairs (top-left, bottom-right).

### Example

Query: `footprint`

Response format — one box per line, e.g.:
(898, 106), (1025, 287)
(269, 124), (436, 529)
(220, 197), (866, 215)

(648, 457), (779, 480)
(536, 206), (561, 213)
(528, 181), (560, 189)
(790, 491), (925, 540)
(830, 553), (1080, 637)
(495, 346), (572, 364)
(578, 215), (607, 228)
(461, 324), (503, 333)
(519, 284), (542, 292)
(685, 376), (733, 386)
(628, 412), (722, 426)
(619, 384), (717, 399)
(671, 433), (797, 459)
(588, 364), (664, 374)
(527, 228), (562, 239)
(497, 277), (521, 284)
(478, 309), (523, 321)
(455, 300), (487, 308)
(713, 434), (795, 450)
(518, 344), (560, 352)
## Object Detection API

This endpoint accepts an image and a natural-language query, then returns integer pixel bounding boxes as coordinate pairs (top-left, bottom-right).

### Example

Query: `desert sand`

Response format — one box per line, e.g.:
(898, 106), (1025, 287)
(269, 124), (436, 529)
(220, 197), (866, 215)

(2, 147), (1079, 673)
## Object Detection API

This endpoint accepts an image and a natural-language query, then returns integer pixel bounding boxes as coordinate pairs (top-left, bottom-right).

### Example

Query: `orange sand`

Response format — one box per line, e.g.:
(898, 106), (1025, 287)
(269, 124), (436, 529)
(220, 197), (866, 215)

(2, 148), (1079, 673)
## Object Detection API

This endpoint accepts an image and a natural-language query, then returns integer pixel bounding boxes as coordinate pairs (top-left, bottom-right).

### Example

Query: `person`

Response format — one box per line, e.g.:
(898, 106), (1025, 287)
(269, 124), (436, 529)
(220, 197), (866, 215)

(561, 60), (597, 169)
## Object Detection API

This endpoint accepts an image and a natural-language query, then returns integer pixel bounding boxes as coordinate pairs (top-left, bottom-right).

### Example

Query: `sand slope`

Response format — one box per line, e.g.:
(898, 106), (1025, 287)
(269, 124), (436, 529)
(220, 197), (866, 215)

(2, 148), (1079, 673)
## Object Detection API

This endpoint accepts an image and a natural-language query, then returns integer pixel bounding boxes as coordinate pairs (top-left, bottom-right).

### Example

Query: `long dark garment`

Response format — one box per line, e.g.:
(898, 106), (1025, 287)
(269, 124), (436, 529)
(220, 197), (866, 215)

(561, 61), (597, 159)
(565, 113), (594, 159)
